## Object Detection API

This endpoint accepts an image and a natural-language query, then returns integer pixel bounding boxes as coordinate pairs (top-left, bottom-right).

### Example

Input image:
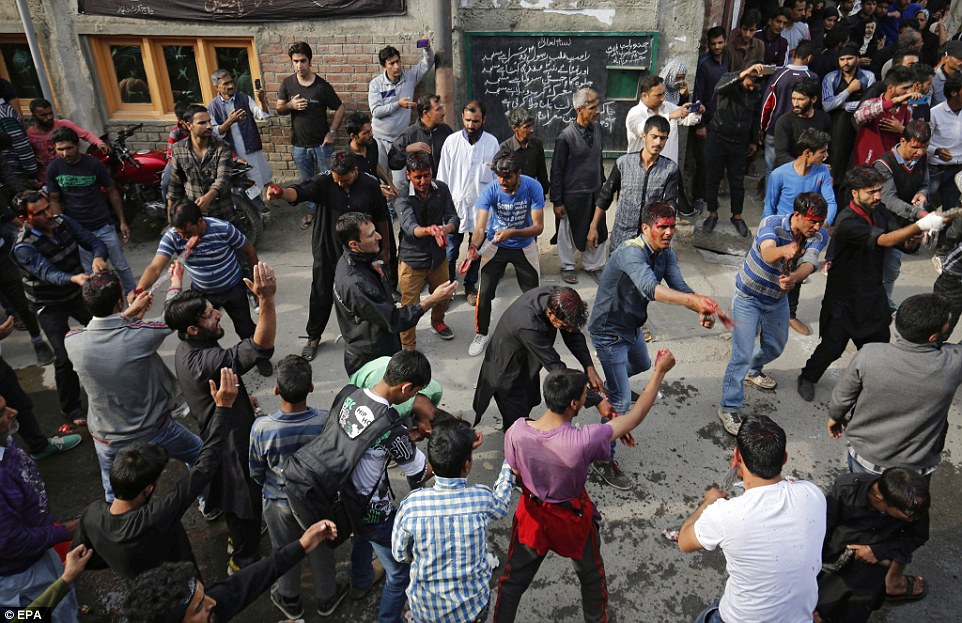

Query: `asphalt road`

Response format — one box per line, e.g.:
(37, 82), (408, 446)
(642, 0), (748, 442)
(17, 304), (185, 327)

(7, 190), (960, 623)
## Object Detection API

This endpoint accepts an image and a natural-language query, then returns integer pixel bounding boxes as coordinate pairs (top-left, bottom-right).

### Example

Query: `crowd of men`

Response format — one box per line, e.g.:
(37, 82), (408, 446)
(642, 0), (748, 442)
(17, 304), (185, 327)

(1, 3), (961, 619)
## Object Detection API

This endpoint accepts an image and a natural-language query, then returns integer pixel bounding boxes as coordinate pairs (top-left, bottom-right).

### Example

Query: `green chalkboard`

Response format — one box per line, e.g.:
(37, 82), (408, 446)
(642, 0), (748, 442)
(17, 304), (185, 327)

(465, 32), (659, 155)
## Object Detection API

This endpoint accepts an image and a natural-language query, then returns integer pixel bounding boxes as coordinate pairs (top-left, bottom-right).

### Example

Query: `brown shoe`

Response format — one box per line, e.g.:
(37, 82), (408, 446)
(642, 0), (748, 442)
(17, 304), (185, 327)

(789, 318), (811, 336)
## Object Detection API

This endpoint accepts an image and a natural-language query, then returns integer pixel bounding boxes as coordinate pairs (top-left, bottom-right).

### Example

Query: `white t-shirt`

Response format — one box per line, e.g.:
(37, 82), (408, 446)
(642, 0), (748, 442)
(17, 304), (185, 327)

(694, 478), (826, 623)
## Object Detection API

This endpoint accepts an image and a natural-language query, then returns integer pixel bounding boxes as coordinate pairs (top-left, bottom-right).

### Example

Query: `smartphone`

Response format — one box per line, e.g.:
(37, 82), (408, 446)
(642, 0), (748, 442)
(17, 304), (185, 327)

(760, 64), (776, 76)
(416, 38), (429, 48)
(254, 78), (262, 90)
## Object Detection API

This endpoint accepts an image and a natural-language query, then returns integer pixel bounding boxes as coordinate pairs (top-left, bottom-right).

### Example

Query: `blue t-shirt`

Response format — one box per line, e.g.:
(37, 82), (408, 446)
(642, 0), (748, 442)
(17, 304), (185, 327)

(46, 154), (114, 231)
(762, 162), (837, 225)
(157, 217), (246, 293)
(476, 175), (544, 249)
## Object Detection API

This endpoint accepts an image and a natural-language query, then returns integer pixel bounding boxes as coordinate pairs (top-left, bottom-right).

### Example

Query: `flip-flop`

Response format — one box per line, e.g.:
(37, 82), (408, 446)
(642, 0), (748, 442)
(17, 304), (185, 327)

(300, 215), (314, 230)
(301, 340), (320, 361)
(886, 575), (928, 602)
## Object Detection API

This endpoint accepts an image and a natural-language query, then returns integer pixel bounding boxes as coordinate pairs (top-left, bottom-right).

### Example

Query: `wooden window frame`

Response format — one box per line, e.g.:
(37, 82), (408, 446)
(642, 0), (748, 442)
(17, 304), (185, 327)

(89, 36), (261, 120)
(0, 34), (47, 115)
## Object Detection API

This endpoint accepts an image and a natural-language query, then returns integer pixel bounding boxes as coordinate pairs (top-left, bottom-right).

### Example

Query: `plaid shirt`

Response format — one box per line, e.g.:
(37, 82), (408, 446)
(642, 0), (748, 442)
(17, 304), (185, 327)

(168, 135), (233, 220)
(392, 461), (515, 623)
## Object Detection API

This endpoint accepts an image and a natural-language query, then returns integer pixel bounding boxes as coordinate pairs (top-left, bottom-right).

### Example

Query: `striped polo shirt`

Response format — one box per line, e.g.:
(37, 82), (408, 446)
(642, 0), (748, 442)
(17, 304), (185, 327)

(736, 214), (829, 304)
(157, 217), (246, 293)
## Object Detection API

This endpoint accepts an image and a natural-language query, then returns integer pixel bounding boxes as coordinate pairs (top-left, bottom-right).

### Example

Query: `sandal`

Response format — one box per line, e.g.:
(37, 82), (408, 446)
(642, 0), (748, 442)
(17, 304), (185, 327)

(300, 214), (314, 230)
(301, 339), (320, 361)
(886, 575), (928, 602)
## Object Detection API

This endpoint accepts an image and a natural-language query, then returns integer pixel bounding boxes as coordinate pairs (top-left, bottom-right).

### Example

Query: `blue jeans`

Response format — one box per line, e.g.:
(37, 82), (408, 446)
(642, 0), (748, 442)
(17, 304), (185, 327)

(292, 144), (333, 214)
(351, 513), (410, 623)
(0, 549), (79, 623)
(764, 134), (776, 179)
(720, 292), (789, 411)
(882, 247), (903, 313)
(592, 329), (650, 459)
(79, 223), (137, 294)
(447, 231), (479, 286)
(695, 600), (723, 623)
(93, 418), (202, 502)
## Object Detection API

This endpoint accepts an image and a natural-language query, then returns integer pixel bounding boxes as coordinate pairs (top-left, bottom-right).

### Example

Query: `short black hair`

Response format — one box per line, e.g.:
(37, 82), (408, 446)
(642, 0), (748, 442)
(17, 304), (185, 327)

(29, 98), (52, 113)
(343, 111), (371, 137)
(288, 41), (312, 60)
(50, 126), (79, 145)
(741, 8), (761, 29)
(824, 25), (851, 50)
(796, 127), (831, 153)
(643, 114), (671, 136)
(902, 118), (931, 143)
(639, 74), (665, 95)
(125, 562), (198, 623)
(912, 62), (935, 83)
(330, 149), (357, 176)
(13, 190), (44, 218)
(83, 271), (123, 318)
(335, 211), (372, 247)
(793, 191), (829, 218)
(417, 94), (441, 118)
(463, 100), (486, 118)
(490, 149), (520, 173)
(275, 354), (313, 403)
(945, 74), (962, 100)
(886, 64), (917, 87)
(792, 77), (821, 100)
(171, 201), (203, 229)
(641, 201), (676, 226)
(427, 417), (476, 478)
(772, 6), (794, 22)
(892, 47), (921, 67)
(546, 287), (589, 330)
(406, 151), (433, 172)
(895, 293), (950, 343)
(382, 349), (431, 389)
(174, 102), (190, 123)
(110, 442), (169, 500)
(794, 39), (817, 60)
(378, 45), (401, 66)
(706, 26), (726, 42)
(182, 104), (208, 124)
(844, 165), (885, 191)
(164, 290), (209, 340)
(543, 368), (588, 413)
(878, 467), (930, 518)
(736, 415), (786, 480)
(508, 106), (536, 127)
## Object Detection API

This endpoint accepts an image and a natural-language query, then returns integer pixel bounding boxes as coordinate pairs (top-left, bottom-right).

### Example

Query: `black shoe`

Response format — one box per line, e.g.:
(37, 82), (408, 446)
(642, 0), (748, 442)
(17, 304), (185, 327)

(256, 358), (273, 377)
(318, 580), (350, 617)
(797, 375), (815, 402)
(702, 215), (718, 233)
(677, 203), (698, 217)
(465, 284), (478, 306)
(731, 218), (750, 237)
(270, 586), (305, 620)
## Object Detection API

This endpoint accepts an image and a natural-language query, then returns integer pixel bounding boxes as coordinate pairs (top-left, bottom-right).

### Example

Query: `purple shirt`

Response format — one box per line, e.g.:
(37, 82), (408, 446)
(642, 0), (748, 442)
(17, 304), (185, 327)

(504, 419), (612, 504)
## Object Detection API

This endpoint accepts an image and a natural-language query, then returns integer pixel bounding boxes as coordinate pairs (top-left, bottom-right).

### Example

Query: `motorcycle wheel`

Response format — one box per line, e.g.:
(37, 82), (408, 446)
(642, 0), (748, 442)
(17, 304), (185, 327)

(232, 193), (264, 247)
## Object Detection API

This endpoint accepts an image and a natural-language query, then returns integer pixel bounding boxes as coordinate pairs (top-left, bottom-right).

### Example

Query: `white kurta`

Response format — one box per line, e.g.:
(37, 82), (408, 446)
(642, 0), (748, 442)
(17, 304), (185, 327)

(435, 130), (500, 233)
(625, 101), (701, 162)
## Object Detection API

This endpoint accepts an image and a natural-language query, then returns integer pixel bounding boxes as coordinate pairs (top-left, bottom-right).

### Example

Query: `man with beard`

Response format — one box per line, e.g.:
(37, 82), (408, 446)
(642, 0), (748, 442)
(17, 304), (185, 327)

(797, 167), (946, 402)
(587, 202), (723, 488)
(167, 104), (233, 222)
(436, 101), (499, 303)
(208, 69), (272, 189)
(551, 88), (607, 284)
(822, 43), (876, 195)
(590, 116), (681, 251)
(388, 94), (453, 178)
(773, 77), (832, 166)
(27, 98), (107, 185)
(824, 293), (960, 603)
(164, 262), (277, 575)
(346, 111), (398, 195)
(123, 519), (338, 623)
(852, 65), (919, 166)
(70, 368), (238, 579)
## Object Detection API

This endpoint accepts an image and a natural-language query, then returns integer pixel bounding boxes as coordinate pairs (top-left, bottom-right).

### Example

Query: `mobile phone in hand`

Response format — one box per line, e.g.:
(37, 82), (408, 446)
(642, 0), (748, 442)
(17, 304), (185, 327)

(417, 38), (429, 48)
(254, 78), (262, 90)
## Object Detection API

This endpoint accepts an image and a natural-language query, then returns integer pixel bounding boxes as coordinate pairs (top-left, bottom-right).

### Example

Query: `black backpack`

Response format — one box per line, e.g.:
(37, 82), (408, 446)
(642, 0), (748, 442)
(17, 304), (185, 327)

(284, 384), (403, 547)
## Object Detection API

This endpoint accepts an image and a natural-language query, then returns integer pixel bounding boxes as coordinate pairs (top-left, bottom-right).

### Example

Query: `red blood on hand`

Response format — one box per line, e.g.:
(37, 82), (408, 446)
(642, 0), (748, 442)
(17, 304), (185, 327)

(267, 183), (282, 196)
(655, 348), (669, 366)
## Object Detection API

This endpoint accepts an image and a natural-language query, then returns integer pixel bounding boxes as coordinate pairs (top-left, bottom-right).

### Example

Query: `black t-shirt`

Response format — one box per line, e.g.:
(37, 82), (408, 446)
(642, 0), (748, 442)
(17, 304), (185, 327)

(354, 142), (380, 180)
(46, 155), (114, 230)
(278, 74), (343, 147)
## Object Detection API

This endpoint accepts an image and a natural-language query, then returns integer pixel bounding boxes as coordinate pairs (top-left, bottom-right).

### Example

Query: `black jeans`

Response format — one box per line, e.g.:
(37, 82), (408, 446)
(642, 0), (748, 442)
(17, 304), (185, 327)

(934, 272), (962, 336)
(801, 318), (890, 383)
(0, 355), (48, 453)
(704, 132), (749, 216)
(789, 281), (802, 320)
(203, 282), (255, 340)
(494, 518), (607, 623)
(687, 129), (707, 201)
(306, 258), (335, 340)
(476, 246), (539, 335)
(0, 255), (41, 338)
(35, 296), (92, 417)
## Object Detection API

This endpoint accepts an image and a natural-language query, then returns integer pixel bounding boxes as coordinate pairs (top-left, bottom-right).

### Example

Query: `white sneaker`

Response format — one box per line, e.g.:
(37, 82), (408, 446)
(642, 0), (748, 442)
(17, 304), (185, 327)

(468, 333), (490, 356)
(717, 408), (743, 436)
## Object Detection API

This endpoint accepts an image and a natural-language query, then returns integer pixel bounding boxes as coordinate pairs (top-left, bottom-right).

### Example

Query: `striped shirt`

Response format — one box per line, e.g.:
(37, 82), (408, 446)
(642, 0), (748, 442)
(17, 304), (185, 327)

(942, 243), (962, 280)
(157, 218), (246, 293)
(736, 214), (829, 304)
(249, 407), (329, 504)
(392, 462), (515, 623)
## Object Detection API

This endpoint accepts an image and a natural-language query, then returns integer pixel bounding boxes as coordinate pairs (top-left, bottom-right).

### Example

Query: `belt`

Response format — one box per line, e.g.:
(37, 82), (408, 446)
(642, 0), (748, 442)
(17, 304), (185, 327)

(848, 448), (938, 476)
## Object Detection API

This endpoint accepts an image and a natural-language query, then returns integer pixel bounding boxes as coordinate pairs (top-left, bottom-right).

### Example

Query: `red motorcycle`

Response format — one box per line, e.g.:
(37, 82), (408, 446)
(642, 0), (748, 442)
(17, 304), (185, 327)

(90, 123), (264, 245)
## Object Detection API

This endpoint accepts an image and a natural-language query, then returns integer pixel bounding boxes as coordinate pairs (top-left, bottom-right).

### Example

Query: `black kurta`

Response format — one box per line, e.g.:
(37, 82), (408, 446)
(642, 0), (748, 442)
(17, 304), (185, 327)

(473, 286), (594, 425)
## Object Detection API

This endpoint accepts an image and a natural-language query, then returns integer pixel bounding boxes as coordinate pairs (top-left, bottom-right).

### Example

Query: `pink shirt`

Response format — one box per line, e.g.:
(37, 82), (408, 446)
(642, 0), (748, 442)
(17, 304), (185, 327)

(28, 119), (104, 184)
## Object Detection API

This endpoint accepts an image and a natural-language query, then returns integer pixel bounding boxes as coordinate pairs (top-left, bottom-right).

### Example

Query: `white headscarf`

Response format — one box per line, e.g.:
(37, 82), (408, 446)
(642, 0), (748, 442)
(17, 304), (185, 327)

(658, 58), (689, 105)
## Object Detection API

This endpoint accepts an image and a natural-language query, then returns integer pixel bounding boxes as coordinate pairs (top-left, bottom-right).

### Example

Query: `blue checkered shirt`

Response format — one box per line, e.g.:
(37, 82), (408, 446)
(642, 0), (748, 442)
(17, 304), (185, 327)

(392, 461), (515, 623)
